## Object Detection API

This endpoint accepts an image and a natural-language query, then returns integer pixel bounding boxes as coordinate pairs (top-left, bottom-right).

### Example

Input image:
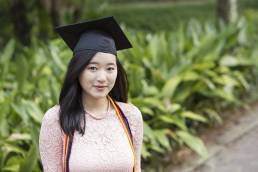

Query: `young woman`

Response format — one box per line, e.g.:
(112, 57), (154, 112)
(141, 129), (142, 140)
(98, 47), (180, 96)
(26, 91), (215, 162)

(39, 16), (143, 172)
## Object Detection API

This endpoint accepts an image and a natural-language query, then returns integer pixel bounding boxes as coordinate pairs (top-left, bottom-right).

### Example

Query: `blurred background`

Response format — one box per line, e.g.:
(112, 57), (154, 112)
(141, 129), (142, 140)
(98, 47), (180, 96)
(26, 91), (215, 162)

(0, 0), (258, 171)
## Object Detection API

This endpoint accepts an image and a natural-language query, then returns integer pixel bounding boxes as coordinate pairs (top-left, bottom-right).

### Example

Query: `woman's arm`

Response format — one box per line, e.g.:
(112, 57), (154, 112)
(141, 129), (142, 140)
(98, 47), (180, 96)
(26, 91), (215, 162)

(130, 105), (144, 172)
(39, 105), (63, 172)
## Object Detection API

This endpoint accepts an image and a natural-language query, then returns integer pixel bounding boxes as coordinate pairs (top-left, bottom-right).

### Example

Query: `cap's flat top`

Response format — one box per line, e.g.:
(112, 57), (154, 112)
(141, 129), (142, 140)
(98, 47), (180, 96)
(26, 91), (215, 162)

(55, 16), (132, 51)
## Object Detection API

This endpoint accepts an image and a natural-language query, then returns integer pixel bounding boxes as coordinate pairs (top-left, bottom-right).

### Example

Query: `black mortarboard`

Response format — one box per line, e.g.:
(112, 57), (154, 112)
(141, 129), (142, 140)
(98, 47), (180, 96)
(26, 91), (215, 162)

(55, 16), (132, 56)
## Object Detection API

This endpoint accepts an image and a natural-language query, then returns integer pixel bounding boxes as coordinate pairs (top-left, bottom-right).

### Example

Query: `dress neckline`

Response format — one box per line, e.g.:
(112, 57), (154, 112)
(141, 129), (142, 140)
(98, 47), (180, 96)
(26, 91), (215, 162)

(85, 99), (111, 120)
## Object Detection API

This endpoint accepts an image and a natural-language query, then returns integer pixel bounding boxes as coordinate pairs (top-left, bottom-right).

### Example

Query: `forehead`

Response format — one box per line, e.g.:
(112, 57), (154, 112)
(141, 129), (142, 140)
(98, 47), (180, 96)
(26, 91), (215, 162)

(89, 52), (116, 64)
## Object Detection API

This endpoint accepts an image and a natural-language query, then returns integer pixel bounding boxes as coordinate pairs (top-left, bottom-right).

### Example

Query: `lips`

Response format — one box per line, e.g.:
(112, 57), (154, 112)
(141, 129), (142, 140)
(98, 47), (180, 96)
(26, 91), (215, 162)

(94, 85), (107, 91)
(94, 85), (107, 88)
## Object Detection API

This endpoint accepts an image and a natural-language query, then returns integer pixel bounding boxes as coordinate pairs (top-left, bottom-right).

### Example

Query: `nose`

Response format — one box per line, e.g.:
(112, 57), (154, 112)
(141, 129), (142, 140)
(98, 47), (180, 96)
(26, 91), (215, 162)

(96, 70), (107, 83)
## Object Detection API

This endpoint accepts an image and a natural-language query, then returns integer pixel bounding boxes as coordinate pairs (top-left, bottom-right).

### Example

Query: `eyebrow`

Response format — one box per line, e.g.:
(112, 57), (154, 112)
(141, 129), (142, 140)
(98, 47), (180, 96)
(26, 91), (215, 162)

(89, 62), (116, 65)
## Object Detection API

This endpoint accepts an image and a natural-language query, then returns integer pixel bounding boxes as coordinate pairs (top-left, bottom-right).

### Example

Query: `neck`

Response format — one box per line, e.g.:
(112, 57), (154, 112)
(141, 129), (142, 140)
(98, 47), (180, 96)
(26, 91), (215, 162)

(82, 94), (109, 114)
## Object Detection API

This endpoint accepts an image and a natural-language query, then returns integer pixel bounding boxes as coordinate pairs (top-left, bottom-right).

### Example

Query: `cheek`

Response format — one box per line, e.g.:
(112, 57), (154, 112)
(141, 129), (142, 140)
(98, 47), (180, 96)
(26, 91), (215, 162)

(110, 71), (118, 84)
(79, 71), (91, 88)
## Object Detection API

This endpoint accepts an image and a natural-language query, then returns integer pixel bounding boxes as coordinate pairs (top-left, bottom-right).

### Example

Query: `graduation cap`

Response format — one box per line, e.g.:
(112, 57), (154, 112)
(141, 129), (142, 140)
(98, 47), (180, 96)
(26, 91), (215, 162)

(55, 16), (132, 56)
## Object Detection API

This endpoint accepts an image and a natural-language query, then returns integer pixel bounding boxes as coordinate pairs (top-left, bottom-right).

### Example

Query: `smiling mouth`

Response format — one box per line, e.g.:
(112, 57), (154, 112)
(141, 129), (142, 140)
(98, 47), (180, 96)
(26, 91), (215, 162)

(94, 85), (107, 88)
(94, 86), (107, 90)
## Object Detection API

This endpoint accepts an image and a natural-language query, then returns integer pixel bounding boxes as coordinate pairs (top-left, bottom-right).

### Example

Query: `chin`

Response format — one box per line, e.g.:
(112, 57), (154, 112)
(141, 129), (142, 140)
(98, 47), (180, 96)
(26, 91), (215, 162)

(90, 92), (108, 99)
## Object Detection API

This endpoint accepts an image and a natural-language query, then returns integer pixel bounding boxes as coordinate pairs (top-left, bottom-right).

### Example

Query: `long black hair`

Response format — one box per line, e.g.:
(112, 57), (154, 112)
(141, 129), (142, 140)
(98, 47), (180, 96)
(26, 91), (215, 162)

(59, 51), (129, 136)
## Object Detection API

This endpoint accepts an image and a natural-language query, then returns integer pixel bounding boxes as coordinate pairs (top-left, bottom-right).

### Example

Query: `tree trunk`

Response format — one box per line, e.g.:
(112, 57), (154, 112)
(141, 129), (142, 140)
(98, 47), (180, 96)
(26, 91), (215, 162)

(217, 0), (230, 23)
(50, 0), (60, 27)
(230, 0), (238, 23)
(216, 0), (238, 23)
(9, 0), (31, 45)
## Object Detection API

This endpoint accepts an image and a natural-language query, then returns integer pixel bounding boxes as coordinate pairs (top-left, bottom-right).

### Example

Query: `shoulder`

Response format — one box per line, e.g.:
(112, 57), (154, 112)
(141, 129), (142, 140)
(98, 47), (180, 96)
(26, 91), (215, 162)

(116, 101), (143, 124)
(41, 105), (60, 125)
(116, 101), (143, 142)
(39, 105), (64, 148)
(116, 101), (141, 115)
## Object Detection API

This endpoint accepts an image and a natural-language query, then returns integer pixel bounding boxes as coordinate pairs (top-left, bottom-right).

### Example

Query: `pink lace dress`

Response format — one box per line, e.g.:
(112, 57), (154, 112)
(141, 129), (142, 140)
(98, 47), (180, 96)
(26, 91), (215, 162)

(39, 102), (143, 172)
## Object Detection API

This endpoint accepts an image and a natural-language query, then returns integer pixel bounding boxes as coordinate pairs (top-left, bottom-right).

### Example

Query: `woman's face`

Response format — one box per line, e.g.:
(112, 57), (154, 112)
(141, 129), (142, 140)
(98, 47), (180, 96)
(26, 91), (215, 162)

(79, 52), (117, 99)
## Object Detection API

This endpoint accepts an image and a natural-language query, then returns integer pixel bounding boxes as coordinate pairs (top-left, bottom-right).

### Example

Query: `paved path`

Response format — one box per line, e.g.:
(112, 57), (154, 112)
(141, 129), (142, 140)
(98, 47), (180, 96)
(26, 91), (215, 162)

(167, 103), (258, 172)
(193, 125), (258, 172)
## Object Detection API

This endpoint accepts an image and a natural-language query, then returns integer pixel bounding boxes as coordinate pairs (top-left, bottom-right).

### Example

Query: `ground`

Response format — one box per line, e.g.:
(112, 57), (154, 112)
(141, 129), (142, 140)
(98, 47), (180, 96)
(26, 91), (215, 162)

(166, 101), (258, 172)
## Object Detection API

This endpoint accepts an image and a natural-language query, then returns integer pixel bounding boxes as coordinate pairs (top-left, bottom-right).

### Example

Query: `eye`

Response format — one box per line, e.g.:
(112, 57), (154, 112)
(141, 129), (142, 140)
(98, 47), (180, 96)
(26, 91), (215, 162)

(107, 67), (115, 71)
(88, 66), (97, 71)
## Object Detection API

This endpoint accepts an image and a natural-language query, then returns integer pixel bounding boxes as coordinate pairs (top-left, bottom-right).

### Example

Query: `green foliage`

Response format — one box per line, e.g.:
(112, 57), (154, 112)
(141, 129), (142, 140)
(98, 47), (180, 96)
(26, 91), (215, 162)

(123, 17), (258, 171)
(0, 38), (70, 171)
(1, 16), (258, 172)
(102, 0), (258, 32)
(103, 1), (216, 32)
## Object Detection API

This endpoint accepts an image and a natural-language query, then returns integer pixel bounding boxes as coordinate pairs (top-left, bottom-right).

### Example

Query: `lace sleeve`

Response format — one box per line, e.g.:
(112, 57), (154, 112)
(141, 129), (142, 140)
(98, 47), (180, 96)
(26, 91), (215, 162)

(128, 104), (144, 172)
(39, 105), (64, 172)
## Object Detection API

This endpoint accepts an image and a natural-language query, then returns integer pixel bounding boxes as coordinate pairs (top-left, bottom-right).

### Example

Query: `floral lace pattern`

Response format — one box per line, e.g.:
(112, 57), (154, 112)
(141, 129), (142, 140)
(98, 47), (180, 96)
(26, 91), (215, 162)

(39, 102), (143, 172)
